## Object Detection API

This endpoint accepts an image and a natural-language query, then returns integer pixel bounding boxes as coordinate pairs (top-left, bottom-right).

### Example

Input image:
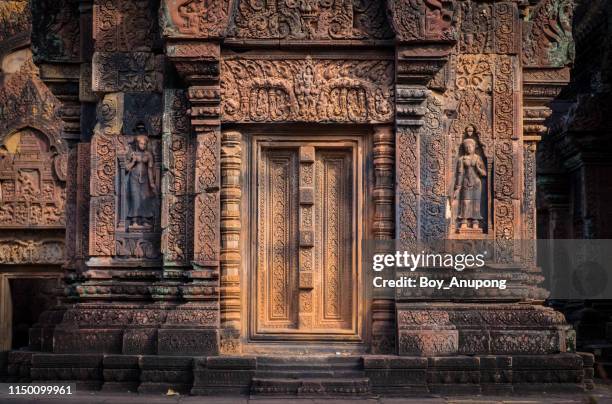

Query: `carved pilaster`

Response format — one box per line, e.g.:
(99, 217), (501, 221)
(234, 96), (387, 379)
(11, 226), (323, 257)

(166, 43), (222, 357)
(389, 3), (454, 355)
(220, 131), (242, 353)
(161, 89), (193, 272)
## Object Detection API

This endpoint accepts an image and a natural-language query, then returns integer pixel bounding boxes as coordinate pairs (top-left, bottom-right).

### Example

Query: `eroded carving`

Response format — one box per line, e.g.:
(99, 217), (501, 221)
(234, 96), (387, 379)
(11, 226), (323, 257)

(523, 0), (574, 67)
(388, 0), (456, 42)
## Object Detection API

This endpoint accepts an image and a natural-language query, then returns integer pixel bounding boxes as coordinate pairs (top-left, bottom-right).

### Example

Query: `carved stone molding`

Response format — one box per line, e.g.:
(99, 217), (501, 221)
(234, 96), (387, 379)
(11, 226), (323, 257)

(221, 57), (394, 123)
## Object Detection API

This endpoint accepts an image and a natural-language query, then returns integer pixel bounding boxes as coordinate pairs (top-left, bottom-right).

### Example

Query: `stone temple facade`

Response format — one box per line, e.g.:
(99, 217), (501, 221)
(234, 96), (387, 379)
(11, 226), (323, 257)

(0, 0), (598, 396)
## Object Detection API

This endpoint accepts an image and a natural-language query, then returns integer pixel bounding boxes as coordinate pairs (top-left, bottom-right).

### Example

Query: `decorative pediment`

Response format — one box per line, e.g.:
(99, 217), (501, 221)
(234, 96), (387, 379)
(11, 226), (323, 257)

(0, 58), (63, 150)
(229, 0), (393, 40)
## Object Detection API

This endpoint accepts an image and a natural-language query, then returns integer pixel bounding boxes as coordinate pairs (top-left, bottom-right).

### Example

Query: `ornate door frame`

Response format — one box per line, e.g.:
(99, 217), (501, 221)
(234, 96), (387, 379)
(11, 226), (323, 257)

(237, 127), (374, 352)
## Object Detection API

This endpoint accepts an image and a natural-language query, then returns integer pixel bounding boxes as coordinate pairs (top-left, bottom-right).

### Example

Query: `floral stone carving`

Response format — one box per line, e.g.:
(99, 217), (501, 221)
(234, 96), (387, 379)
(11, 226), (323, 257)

(221, 57), (394, 123)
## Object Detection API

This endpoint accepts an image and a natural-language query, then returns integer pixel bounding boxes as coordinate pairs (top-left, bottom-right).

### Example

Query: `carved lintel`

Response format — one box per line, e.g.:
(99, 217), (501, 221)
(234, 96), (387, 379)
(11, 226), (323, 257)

(221, 57), (394, 124)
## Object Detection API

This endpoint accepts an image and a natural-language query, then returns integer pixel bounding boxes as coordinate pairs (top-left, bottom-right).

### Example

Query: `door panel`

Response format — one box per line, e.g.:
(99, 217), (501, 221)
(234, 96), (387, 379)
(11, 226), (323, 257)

(252, 138), (360, 340)
(314, 150), (353, 330)
(257, 149), (299, 331)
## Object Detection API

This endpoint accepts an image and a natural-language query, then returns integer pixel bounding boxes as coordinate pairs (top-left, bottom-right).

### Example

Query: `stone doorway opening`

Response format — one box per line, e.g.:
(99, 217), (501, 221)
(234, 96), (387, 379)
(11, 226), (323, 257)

(0, 275), (59, 351)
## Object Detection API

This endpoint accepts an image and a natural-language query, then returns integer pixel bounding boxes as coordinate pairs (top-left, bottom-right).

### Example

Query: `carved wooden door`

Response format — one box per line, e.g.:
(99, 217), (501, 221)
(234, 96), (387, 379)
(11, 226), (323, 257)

(251, 138), (361, 341)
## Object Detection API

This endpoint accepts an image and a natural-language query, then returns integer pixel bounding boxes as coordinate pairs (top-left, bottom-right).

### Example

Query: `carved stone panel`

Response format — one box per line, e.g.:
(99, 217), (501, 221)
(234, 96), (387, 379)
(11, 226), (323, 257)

(523, 0), (574, 68)
(93, 0), (159, 53)
(0, 129), (66, 228)
(221, 57), (394, 123)
(161, 0), (231, 38)
(92, 52), (164, 93)
(387, 0), (456, 42)
(229, 0), (393, 40)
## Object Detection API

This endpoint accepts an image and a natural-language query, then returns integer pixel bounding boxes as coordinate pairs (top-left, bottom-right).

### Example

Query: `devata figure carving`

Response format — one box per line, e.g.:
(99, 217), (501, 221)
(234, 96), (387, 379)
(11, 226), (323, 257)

(454, 128), (486, 231)
(125, 133), (156, 230)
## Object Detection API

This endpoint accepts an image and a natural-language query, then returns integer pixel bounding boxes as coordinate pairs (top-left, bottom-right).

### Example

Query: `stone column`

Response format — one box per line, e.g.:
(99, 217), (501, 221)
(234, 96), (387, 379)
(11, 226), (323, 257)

(220, 131), (242, 353)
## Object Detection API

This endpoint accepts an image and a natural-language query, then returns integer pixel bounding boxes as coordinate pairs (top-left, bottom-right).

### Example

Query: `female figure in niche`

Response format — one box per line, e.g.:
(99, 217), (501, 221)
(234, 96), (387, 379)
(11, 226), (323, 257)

(126, 134), (156, 230)
(454, 135), (486, 230)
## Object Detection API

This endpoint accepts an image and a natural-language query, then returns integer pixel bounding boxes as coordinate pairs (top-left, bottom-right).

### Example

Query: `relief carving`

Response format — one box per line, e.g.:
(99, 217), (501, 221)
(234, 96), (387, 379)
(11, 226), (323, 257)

(388, 0), (456, 42)
(230, 0), (392, 40)
(92, 52), (164, 93)
(31, 0), (80, 62)
(523, 0), (574, 67)
(93, 0), (158, 52)
(0, 239), (64, 265)
(125, 134), (157, 231)
(0, 129), (66, 228)
(162, 0), (230, 38)
(453, 133), (487, 232)
(0, 0), (30, 43)
(117, 127), (162, 260)
(221, 57), (394, 123)
(161, 90), (193, 266)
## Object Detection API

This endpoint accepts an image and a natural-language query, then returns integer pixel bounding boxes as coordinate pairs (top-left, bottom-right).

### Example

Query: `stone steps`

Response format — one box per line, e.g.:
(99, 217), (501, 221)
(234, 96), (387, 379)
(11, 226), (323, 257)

(251, 377), (371, 396)
(250, 356), (370, 396)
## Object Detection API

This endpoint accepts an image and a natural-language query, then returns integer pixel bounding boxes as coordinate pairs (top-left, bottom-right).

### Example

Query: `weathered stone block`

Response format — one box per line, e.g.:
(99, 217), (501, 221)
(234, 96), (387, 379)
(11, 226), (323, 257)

(53, 329), (123, 354)
(157, 329), (219, 355)
(123, 328), (157, 355)
(398, 330), (458, 356)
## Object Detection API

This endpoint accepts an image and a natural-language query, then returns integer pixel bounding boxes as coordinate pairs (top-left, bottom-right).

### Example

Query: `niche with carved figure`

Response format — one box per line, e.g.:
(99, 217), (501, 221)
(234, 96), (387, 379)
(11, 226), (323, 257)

(451, 125), (489, 236)
(116, 122), (162, 259)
